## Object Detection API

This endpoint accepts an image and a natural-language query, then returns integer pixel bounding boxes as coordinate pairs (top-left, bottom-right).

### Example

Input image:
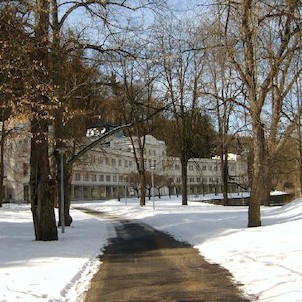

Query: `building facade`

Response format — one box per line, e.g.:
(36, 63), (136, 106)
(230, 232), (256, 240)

(3, 132), (249, 203)
(66, 134), (249, 200)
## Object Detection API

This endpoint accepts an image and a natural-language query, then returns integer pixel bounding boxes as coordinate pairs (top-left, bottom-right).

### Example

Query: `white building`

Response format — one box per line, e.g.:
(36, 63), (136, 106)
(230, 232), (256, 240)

(3, 131), (248, 202)
(70, 134), (168, 199)
(3, 132), (31, 202)
(69, 134), (248, 200)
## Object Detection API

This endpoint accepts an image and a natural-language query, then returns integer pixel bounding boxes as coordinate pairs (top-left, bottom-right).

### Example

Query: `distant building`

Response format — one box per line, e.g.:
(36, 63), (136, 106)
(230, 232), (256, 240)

(3, 130), (249, 202)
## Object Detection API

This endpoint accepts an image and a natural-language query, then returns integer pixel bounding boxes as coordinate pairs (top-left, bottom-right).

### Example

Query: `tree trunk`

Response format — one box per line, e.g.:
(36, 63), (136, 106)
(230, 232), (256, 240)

(248, 123), (267, 227)
(51, 0), (73, 227)
(64, 167), (73, 226)
(30, 119), (58, 240)
(221, 150), (229, 206)
(262, 161), (271, 207)
(180, 155), (188, 206)
(139, 170), (146, 206)
(56, 150), (73, 227)
(0, 120), (5, 207)
(298, 135), (302, 197)
(30, 0), (58, 241)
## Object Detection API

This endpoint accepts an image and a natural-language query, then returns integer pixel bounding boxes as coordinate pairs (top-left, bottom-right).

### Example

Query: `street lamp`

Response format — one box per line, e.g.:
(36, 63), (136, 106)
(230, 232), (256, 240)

(56, 147), (66, 234)
(151, 166), (155, 210)
(124, 176), (128, 206)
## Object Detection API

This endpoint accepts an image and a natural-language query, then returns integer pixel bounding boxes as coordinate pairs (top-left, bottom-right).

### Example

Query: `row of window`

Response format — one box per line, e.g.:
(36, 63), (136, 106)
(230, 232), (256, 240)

(189, 177), (221, 184)
(83, 155), (161, 170)
(82, 155), (135, 168)
(74, 173), (222, 185)
(74, 173), (126, 183)
(171, 164), (220, 172)
(74, 173), (247, 185)
(174, 176), (247, 184)
(170, 163), (245, 172)
(146, 149), (164, 156)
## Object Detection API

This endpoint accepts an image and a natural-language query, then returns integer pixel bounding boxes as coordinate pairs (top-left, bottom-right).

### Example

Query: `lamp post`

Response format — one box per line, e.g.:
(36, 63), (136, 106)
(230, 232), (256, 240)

(124, 176), (128, 206)
(56, 147), (66, 233)
(151, 167), (155, 210)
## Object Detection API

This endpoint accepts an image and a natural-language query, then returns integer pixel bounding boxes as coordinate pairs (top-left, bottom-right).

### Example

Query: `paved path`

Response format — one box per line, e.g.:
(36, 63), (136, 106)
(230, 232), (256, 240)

(79, 209), (252, 302)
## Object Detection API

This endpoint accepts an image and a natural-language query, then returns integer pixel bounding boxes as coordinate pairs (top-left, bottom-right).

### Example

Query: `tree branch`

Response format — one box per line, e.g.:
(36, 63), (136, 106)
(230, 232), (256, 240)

(67, 103), (171, 168)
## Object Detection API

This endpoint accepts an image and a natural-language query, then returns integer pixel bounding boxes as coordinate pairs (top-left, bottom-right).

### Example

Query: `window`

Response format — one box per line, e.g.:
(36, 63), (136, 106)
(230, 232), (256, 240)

(91, 174), (97, 181)
(112, 159), (116, 166)
(99, 175), (104, 181)
(209, 166), (212, 171)
(105, 157), (110, 165)
(106, 175), (111, 182)
(113, 175), (117, 182)
(118, 159), (122, 166)
(202, 165), (207, 171)
(74, 173), (81, 181)
(83, 174), (89, 181)
(23, 163), (29, 177)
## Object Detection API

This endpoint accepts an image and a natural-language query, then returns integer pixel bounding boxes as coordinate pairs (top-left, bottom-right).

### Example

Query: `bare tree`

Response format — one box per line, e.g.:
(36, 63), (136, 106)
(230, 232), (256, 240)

(154, 173), (167, 198)
(217, 0), (302, 226)
(24, 0), (166, 238)
(204, 32), (245, 205)
(110, 49), (162, 206)
(127, 172), (141, 197)
(48, 0), (168, 223)
(155, 16), (208, 205)
(30, 0), (58, 240)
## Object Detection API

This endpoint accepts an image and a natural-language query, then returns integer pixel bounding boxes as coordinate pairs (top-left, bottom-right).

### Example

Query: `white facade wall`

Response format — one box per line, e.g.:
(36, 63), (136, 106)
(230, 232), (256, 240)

(3, 132), (249, 202)
(4, 135), (30, 202)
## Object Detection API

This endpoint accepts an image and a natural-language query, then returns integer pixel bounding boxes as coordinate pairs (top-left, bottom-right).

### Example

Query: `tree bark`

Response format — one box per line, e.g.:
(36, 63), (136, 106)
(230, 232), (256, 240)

(248, 122), (266, 227)
(139, 169), (146, 206)
(30, 118), (58, 240)
(221, 153), (229, 206)
(180, 154), (188, 206)
(30, 0), (58, 240)
(56, 150), (73, 226)
(0, 120), (5, 207)
(50, 0), (73, 227)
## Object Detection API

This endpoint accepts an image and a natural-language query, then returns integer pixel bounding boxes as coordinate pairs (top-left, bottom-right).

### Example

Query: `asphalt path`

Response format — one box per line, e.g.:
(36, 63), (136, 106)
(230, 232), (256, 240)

(78, 209), (252, 302)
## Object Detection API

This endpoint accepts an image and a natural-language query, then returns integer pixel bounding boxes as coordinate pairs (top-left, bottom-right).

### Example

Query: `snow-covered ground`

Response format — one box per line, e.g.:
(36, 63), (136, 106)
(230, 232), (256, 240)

(1, 195), (301, 301)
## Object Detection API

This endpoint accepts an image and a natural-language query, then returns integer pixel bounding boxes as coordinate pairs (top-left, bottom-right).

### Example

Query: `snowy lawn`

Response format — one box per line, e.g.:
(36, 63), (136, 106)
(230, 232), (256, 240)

(1, 195), (301, 301)
(0, 204), (115, 302)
